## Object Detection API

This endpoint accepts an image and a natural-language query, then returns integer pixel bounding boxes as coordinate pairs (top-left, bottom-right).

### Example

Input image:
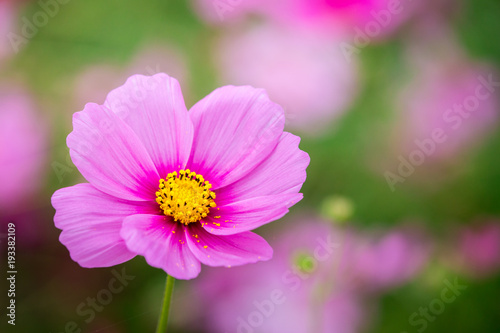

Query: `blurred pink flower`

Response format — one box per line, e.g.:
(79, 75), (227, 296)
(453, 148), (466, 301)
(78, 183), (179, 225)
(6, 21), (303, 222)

(394, 41), (499, 161)
(257, 0), (422, 39)
(193, 0), (421, 38)
(322, 291), (365, 333)
(352, 229), (430, 290)
(183, 220), (365, 333)
(456, 222), (500, 278)
(73, 45), (189, 110)
(0, 89), (48, 213)
(180, 218), (428, 332)
(215, 24), (359, 133)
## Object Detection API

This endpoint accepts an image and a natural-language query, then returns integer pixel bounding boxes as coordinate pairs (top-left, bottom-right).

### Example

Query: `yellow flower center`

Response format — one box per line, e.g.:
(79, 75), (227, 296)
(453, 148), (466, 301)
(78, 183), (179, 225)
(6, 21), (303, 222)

(155, 169), (216, 225)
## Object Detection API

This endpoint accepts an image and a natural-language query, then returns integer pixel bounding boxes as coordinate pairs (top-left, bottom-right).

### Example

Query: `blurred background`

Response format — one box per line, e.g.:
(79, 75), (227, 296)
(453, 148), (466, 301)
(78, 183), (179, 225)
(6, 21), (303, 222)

(1, 0), (500, 332)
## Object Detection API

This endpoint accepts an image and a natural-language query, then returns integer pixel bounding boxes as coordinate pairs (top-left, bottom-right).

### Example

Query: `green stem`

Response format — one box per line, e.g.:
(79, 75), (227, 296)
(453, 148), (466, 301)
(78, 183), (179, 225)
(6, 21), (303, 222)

(155, 275), (175, 333)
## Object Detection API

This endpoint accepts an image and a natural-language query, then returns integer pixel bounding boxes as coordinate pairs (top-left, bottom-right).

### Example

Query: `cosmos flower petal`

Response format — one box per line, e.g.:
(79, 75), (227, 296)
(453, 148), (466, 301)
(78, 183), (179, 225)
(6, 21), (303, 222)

(217, 132), (309, 204)
(188, 85), (285, 189)
(120, 214), (201, 279)
(201, 193), (303, 235)
(52, 184), (157, 267)
(185, 223), (273, 266)
(104, 74), (194, 177)
(67, 102), (160, 201)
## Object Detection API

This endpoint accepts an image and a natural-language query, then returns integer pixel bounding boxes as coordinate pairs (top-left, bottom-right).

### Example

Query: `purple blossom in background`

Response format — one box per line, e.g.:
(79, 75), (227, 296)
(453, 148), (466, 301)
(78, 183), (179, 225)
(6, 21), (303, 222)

(351, 227), (431, 291)
(194, 0), (422, 40)
(394, 36), (498, 161)
(215, 23), (359, 134)
(262, 0), (423, 38)
(455, 222), (500, 278)
(0, 88), (48, 214)
(180, 218), (429, 332)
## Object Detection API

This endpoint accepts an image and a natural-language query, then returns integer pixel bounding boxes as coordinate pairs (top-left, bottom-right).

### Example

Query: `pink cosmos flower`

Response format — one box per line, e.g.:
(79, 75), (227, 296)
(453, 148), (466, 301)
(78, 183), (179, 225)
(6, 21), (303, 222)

(51, 73), (309, 280)
(0, 88), (48, 213)
(215, 23), (358, 133)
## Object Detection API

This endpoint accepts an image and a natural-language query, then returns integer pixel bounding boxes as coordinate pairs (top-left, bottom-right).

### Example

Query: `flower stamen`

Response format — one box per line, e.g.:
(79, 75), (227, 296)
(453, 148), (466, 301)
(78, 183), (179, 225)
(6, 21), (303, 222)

(155, 169), (216, 225)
